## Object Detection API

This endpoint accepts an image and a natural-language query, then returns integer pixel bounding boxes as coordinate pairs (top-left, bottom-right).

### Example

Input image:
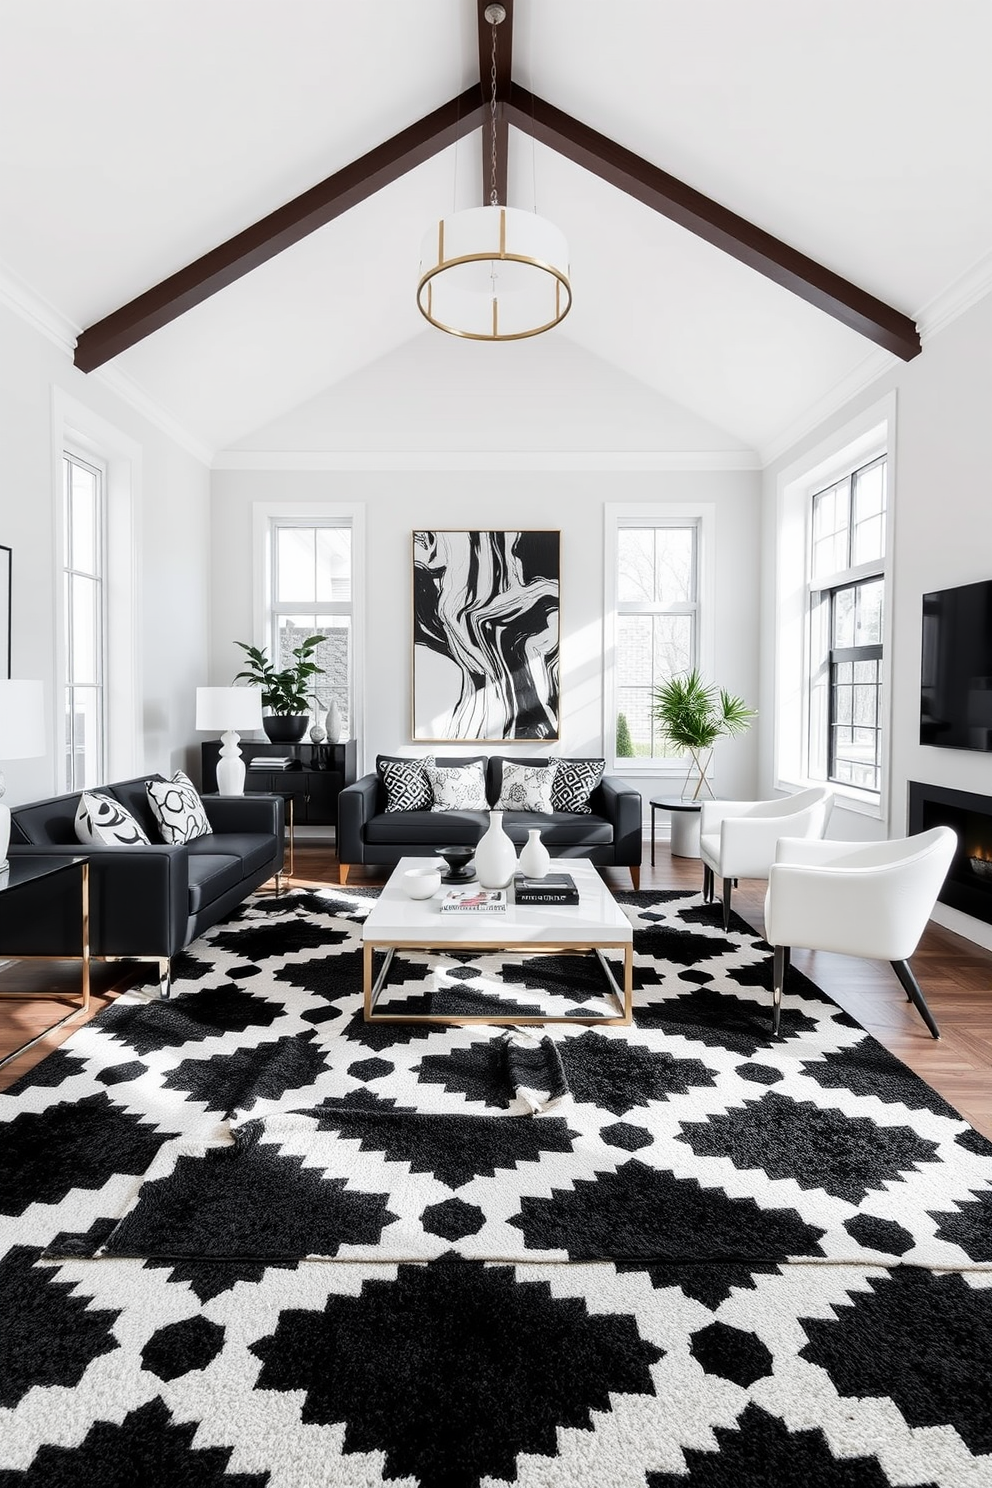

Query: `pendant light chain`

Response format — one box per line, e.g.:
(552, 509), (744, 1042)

(489, 16), (499, 206)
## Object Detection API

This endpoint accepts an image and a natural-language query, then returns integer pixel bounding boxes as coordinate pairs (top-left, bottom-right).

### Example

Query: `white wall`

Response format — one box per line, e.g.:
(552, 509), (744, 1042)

(759, 290), (992, 943)
(0, 298), (211, 804)
(209, 465), (762, 805)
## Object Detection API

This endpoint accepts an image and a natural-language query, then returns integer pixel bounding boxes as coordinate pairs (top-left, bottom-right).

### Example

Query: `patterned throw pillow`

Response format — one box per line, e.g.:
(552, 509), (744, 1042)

(378, 756), (432, 812)
(423, 757), (489, 812)
(75, 792), (151, 847)
(495, 761), (557, 812)
(146, 770), (213, 844)
(550, 758), (605, 814)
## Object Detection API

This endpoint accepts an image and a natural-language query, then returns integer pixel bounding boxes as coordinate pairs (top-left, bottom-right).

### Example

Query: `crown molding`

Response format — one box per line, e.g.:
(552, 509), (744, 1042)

(0, 261), (78, 355)
(916, 249), (992, 343)
(758, 346), (894, 469)
(212, 448), (761, 472)
(93, 366), (213, 466)
(0, 258), (212, 465)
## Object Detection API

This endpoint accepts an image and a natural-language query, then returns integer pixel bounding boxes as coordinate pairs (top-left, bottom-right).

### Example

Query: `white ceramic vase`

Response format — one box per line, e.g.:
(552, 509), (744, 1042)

(474, 810), (517, 889)
(518, 827), (551, 878)
(324, 699), (342, 744)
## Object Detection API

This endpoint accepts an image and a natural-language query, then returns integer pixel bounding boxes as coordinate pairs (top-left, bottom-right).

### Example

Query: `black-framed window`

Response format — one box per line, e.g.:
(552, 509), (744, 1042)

(828, 578), (883, 791)
(808, 456), (887, 795)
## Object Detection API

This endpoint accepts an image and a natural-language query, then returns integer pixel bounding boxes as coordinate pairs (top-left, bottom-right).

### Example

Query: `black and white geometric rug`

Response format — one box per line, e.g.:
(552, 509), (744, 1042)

(2, 885), (991, 1487)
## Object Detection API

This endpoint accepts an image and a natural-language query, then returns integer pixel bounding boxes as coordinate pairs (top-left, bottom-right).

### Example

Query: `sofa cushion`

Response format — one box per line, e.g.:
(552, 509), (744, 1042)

(186, 854), (245, 913)
(186, 832), (275, 876)
(551, 758), (605, 813)
(75, 791), (151, 847)
(495, 760), (557, 812)
(377, 755), (432, 812)
(365, 810), (489, 846)
(423, 757), (489, 812)
(147, 771), (213, 844)
(500, 812), (614, 847)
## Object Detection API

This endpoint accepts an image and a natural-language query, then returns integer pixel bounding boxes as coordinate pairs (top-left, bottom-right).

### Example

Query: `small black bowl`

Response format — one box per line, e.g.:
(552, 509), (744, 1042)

(435, 845), (477, 883)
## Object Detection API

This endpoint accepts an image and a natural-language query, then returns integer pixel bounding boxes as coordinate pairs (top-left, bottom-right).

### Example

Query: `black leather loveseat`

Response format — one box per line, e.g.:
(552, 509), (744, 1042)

(338, 756), (641, 888)
(3, 776), (284, 997)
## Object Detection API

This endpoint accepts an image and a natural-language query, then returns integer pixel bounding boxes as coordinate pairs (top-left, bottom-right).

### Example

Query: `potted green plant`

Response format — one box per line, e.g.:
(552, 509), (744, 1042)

(233, 635), (325, 743)
(652, 668), (755, 800)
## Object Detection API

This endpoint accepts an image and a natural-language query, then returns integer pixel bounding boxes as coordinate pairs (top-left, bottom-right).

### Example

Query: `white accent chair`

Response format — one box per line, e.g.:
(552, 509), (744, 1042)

(763, 825), (957, 1039)
(699, 787), (834, 931)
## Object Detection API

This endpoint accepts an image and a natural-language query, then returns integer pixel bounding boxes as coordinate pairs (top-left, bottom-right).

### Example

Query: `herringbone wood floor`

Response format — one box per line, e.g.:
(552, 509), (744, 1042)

(3, 840), (991, 1139)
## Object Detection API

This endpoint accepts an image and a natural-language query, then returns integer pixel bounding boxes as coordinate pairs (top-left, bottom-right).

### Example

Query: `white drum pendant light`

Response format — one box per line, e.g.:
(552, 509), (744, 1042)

(416, 5), (571, 341)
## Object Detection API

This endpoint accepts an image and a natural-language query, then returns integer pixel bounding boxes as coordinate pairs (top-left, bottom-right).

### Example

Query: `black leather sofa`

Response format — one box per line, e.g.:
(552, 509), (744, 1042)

(338, 756), (642, 888)
(3, 776), (284, 997)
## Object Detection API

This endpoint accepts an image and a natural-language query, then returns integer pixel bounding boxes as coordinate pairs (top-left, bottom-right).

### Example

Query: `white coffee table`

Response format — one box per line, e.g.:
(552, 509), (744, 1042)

(361, 856), (633, 1026)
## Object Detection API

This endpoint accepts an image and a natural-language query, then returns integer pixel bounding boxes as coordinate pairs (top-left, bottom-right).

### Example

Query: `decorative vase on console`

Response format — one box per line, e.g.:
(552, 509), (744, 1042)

(518, 828), (551, 879)
(324, 699), (342, 744)
(475, 810), (517, 889)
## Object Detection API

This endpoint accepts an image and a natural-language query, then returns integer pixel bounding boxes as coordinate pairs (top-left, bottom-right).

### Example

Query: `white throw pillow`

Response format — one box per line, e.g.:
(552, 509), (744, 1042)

(495, 761), (557, 812)
(146, 770), (213, 844)
(75, 792), (151, 847)
(422, 757), (489, 812)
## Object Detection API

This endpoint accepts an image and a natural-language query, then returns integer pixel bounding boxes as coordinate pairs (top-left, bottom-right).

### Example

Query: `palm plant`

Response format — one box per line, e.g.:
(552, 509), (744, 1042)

(652, 668), (755, 799)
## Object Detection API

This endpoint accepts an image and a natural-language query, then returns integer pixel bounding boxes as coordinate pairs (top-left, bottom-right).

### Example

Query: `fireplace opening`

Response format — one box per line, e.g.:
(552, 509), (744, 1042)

(909, 781), (992, 926)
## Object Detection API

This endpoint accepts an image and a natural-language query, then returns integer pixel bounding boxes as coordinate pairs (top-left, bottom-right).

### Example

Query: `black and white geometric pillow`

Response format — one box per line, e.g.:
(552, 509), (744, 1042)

(423, 757), (489, 811)
(74, 791), (151, 846)
(146, 770), (213, 844)
(496, 760), (557, 812)
(378, 756), (432, 812)
(551, 758), (605, 813)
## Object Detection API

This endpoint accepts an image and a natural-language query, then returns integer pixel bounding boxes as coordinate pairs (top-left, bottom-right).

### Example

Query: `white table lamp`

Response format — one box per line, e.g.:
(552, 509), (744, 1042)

(195, 686), (263, 796)
(0, 679), (46, 870)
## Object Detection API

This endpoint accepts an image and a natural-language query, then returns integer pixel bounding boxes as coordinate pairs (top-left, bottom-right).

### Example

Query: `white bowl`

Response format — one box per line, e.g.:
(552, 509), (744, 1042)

(403, 866), (442, 899)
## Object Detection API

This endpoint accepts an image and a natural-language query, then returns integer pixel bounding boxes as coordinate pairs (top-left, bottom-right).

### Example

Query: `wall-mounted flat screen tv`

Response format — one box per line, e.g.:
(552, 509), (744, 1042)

(921, 578), (992, 751)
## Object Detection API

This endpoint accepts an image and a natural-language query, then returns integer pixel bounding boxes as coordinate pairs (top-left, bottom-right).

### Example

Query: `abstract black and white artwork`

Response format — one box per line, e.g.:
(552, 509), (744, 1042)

(412, 529), (560, 741)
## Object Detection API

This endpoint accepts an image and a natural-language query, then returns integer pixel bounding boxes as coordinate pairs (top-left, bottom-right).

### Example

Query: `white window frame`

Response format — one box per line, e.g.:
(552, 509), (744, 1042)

(252, 502), (366, 765)
(774, 394), (895, 820)
(62, 449), (107, 789)
(603, 503), (716, 775)
(52, 392), (140, 792)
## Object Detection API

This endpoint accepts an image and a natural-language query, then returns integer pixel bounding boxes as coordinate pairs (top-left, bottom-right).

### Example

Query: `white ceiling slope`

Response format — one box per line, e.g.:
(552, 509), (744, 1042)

(1, 1), (989, 460)
(227, 329), (752, 458)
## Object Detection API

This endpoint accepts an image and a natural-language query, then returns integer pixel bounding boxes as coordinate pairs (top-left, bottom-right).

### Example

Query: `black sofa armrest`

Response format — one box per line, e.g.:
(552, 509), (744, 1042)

(203, 795), (285, 837)
(599, 776), (643, 867)
(3, 843), (191, 958)
(337, 773), (380, 864)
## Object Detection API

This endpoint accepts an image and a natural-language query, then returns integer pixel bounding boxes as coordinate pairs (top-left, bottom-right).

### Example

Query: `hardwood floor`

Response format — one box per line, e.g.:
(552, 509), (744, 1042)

(3, 839), (991, 1139)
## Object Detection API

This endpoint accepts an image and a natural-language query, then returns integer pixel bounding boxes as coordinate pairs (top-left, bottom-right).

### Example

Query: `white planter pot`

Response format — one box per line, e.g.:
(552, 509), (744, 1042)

(518, 827), (551, 878)
(475, 810), (517, 889)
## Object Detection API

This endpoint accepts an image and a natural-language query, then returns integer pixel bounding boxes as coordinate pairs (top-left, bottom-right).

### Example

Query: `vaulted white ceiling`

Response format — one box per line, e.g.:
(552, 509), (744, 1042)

(1, 0), (989, 460)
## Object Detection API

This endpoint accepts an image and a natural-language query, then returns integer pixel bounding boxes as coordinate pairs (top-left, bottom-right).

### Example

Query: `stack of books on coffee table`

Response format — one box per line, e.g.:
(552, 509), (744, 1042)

(513, 873), (580, 906)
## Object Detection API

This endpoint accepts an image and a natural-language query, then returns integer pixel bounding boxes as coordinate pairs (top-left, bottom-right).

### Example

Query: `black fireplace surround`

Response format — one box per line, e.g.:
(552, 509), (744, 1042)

(909, 781), (992, 927)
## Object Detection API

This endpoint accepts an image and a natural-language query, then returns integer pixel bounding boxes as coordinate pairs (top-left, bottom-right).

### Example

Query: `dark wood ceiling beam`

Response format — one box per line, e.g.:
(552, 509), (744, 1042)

(476, 0), (513, 205)
(506, 84), (922, 361)
(74, 88), (485, 372)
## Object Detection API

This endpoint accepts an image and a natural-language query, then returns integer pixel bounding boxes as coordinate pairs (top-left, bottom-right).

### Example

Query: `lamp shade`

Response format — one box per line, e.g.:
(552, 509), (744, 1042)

(417, 206), (571, 341)
(0, 679), (46, 758)
(195, 686), (263, 733)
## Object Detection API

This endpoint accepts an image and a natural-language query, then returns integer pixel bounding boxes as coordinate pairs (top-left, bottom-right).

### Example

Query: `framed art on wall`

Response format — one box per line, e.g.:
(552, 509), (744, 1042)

(412, 529), (560, 741)
(0, 545), (10, 678)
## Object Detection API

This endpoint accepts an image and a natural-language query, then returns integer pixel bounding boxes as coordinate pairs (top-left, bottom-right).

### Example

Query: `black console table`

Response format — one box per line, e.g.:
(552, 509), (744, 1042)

(200, 739), (357, 828)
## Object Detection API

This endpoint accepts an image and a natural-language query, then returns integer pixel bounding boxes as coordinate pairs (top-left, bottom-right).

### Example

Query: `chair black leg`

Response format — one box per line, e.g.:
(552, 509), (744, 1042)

(891, 959), (940, 1039)
(722, 878), (733, 932)
(702, 865), (712, 902)
(772, 945), (787, 1037)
